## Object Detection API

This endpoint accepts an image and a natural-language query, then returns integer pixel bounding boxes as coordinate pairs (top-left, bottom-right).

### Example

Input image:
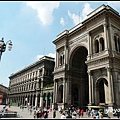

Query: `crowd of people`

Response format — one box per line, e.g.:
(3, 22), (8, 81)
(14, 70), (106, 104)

(59, 106), (85, 119)
(1, 103), (120, 119)
(18, 104), (105, 119)
(58, 105), (104, 119)
(20, 104), (50, 118)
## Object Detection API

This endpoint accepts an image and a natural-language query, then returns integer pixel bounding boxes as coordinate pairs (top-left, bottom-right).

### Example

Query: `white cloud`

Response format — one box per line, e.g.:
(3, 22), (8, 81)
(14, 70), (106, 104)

(67, 3), (94, 25)
(60, 17), (65, 26)
(36, 53), (56, 61)
(81, 3), (94, 20)
(25, 1), (60, 26)
(68, 10), (81, 25)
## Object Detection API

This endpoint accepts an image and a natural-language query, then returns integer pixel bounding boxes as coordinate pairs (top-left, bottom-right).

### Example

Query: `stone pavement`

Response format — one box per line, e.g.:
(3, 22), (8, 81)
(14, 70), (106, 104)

(0, 105), (119, 119)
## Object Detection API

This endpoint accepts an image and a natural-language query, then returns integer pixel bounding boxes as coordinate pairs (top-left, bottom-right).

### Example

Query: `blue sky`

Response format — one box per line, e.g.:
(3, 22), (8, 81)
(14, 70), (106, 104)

(0, 1), (120, 87)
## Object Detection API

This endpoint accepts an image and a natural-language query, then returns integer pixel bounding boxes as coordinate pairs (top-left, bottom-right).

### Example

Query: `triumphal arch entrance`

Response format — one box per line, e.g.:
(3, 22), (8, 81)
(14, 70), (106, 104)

(52, 4), (120, 110)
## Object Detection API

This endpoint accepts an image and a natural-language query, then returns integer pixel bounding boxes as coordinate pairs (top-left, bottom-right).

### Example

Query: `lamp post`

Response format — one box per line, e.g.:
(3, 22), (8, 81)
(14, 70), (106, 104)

(0, 37), (13, 61)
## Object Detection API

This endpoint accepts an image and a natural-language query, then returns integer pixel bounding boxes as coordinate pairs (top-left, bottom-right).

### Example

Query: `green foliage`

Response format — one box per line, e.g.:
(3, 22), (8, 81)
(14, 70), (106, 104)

(44, 83), (54, 88)
(11, 102), (18, 106)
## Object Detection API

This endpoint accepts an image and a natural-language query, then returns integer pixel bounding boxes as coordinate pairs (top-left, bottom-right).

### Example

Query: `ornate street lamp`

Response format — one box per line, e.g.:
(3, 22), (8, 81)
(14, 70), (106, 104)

(0, 37), (13, 61)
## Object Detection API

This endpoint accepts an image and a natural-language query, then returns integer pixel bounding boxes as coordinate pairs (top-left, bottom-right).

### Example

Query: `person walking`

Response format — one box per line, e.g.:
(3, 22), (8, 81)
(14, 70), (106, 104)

(39, 109), (43, 118)
(22, 104), (24, 112)
(66, 111), (72, 118)
(43, 111), (49, 119)
(53, 109), (56, 118)
(72, 113), (76, 119)
(77, 108), (81, 118)
(36, 110), (40, 118)
(1, 108), (5, 118)
(60, 113), (66, 119)
(29, 106), (32, 115)
(87, 109), (91, 117)
(116, 111), (120, 119)
(80, 108), (84, 117)
(33, 108), (36, 118)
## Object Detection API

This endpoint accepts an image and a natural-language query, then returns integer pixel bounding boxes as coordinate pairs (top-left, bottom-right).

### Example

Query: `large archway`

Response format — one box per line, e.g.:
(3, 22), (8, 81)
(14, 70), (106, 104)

(96, 78), (108, 104)
(70, 46), (88, 108)
(58, 85), (63, 103)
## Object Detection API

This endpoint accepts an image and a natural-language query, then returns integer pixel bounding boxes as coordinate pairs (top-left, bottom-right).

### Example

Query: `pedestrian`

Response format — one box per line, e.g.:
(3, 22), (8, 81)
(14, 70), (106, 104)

(22, 105), (24, 111)
(39, 109), (43, 118)
(36, 106), (38, 110)
(77, 108), (81, 118)
(60, 112), (66, 119)
(33, 108), (36, 118)
(1, 108), (5, 118)
(59, 107), (62, 113)
(20, 104), (22, 109)
(50, 107), (52, 112)
(87, 109), (91, 117)
(116, 111), (120, 118)
(73, 110), (77, 117)
(8, 104), (10, 108)
(80, 108), (84, 117)
(53, 109), (56, 118)
(72, 113), (76, 119)
(66, 111), (72, 118)
(36, 110), (40, 118)
(29, 106), (32, 115)
(43, 111), (48, 119)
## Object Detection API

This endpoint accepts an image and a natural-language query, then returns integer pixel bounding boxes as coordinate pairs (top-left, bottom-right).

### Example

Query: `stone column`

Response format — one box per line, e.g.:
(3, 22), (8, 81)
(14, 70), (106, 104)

(66, 79), (69, 104)
(87, 32), (91, 60)
(35, 93), (38, 107)
(62, 78), (66, 109)
(94, 86), (97, 105)
(56, 50), (58, 68)
(35, 80), (39, 107)
(104, 23), (108, 50)
(55, 80), (58, 103)
(91, 74), (94, 104)
(65, 79), (68, 104)
(107, 17), (115, 52)
(46, 95), (48, 108)
(88, 70), (92, 105)
(107, 67), (114, 105)
(29, 95), (30, 105)
(40, 78), (43, 108)
(50, 93), (52, 108)
(22, 97), (24, 105)
(32, 95), (34, 106)
(53, 79), (56, 104)
(62, 78), (65, 109)
(63, 78), (66, 104)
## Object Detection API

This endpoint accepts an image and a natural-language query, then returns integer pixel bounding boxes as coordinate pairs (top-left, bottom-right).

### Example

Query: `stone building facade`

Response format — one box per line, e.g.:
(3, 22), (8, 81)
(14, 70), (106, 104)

(52, 4), (120, 110)
(8, 56), (55, 108)
(0, 84), (8, 105)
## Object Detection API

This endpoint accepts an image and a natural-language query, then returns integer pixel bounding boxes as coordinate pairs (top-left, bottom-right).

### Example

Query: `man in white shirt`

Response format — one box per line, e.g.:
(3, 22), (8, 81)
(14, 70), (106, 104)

(61, 113), (66, 119)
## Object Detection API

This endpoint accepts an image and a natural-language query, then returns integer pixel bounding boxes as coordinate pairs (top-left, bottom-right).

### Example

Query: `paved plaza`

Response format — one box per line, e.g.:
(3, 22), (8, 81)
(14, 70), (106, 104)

(0, 105), (119, 119)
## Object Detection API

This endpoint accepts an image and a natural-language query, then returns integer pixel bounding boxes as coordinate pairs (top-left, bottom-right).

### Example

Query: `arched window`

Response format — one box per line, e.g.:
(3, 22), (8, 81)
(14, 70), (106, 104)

(63, 55), (64, 64)
(100, 37), (105, 51)
(95, 40), (99, 53)
(114, 35), (118, 51)
(60, 55), (62, 65)
(118, 37), (120, 52)
(39, 69), (42, 76)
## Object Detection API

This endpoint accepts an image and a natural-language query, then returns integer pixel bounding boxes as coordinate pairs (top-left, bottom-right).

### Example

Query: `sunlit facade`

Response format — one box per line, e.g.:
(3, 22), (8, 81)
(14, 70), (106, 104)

(8, 56), (55, 108)
(52, 4), (120, 111)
